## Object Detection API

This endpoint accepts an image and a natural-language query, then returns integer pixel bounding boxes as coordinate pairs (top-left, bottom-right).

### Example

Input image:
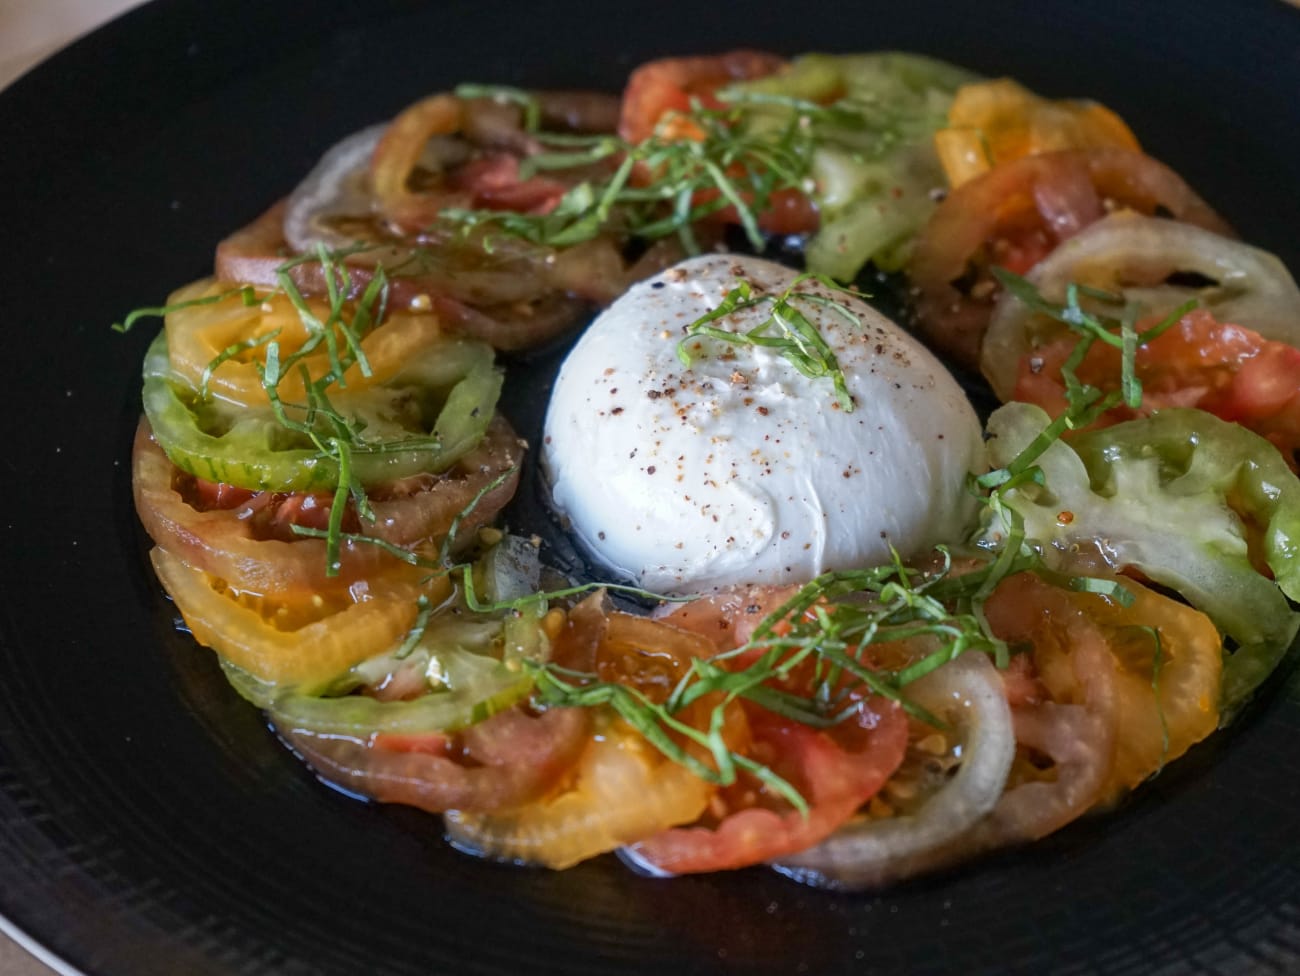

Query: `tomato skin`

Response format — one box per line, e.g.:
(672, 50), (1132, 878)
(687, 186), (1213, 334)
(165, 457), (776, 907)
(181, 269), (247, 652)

(909, 148), (1232, 371)
(1014, 308), (1300, 470)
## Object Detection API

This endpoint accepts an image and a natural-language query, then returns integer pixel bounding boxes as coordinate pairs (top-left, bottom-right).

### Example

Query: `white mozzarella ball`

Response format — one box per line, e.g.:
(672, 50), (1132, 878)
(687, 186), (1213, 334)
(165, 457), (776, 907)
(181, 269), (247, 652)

(541, 255), (984, 593)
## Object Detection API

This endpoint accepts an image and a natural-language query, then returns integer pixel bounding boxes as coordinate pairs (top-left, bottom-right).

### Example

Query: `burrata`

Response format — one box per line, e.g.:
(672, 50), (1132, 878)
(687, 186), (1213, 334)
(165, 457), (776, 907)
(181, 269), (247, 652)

(542, 255), (984, 593)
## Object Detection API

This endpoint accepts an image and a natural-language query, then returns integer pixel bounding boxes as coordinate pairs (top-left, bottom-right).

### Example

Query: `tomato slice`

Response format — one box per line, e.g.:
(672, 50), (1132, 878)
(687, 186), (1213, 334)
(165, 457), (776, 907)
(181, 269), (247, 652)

(163, 278), (446, 410)
(137, 405), (519, 603)
(935, 78), (1140, 188)
(278, 705), (590, 814)
(616, 51), (817, 237)
(444, 718), (713, 869)
(144, 328), (503, 493)
(909, 148), (1232, 371)
(981, 213), (1300, 400)
(624, 698), (907, 875)
(149, 546), (446, 691)
(986, 571), (1221, 805)
(1013, 307), (1300, 470)
(134, 420), (397, 599)
(772, 653), (1015, 890)
(617, 51), (787, 144)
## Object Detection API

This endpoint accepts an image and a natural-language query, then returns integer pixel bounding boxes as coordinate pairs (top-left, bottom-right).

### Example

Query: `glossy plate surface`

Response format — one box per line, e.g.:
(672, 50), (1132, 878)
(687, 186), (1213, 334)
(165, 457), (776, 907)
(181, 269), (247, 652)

(2, 1), (1300, 973)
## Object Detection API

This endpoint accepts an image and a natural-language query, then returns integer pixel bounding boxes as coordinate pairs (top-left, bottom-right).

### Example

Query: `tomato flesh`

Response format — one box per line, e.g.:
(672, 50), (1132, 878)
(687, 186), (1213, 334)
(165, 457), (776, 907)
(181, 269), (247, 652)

(1015, 307), (1300, 470)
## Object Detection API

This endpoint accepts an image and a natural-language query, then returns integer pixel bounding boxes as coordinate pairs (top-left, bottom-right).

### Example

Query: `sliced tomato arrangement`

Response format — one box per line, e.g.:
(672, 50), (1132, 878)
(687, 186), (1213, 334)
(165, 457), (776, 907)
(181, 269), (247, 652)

(123, 49), (1300, 894)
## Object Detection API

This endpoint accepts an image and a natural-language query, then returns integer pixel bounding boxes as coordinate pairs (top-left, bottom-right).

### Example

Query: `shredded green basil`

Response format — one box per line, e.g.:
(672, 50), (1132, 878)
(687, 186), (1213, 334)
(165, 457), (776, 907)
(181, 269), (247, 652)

(677, 272), (863, 411)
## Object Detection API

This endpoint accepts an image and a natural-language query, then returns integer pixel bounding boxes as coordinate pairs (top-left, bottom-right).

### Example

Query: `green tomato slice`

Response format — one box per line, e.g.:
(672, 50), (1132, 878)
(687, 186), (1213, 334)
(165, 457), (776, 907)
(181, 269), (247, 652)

(268, 649), (534, 737)
(735, 52), (980, 280)
(266, 600), (549, 735)
(983, 402), (1300, 715)
(142, 331), (501, 491)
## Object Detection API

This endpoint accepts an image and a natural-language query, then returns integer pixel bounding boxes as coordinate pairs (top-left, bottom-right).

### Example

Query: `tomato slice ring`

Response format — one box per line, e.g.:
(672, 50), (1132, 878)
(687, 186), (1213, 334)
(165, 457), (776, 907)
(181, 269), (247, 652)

(909, 148), (1232, 372)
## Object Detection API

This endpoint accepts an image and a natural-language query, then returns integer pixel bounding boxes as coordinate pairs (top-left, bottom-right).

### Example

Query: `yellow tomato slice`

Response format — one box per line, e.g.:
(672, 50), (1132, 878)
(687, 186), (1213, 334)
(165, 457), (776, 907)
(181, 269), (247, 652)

(1025, 576), (1222, 800)
(164, 278), (445, 408)
(935, 78), (1139, 188)
(443, 718), (713, 869)
(150, 546), (448, 690)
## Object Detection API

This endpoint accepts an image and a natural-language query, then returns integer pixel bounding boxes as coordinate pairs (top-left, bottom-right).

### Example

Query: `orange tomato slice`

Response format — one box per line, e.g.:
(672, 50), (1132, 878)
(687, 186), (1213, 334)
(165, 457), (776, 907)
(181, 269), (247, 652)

(935, 78), (1139, 188)
(150, 545), (447, 690)
(163, 277), (445, 409)
(444, 718), (714, 869)
(989, 572), (1221, 802)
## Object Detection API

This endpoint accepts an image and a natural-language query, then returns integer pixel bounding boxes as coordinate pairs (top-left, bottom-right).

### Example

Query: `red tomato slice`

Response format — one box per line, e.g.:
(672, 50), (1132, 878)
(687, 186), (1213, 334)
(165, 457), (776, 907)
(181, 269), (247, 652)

(1014, 307), (1300, 470)
(909, 148), (1232, 371)
(279, 706), (590, 814)
(444, 719), (713, 869)
(618, 51), (787, 144)
(617, 51), (817, 236)
(133, 416), (522, 600)
(624, 698), (907, 875)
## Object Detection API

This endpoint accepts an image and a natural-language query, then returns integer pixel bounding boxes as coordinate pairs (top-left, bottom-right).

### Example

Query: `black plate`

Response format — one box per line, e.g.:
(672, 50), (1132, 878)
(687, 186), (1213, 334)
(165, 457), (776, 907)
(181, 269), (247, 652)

(4, 1), (1300, 974)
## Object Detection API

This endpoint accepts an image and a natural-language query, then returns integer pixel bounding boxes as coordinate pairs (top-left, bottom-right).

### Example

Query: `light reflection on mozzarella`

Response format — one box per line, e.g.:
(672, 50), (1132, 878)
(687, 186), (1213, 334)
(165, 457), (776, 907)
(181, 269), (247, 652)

(541, 255), (985, 594)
